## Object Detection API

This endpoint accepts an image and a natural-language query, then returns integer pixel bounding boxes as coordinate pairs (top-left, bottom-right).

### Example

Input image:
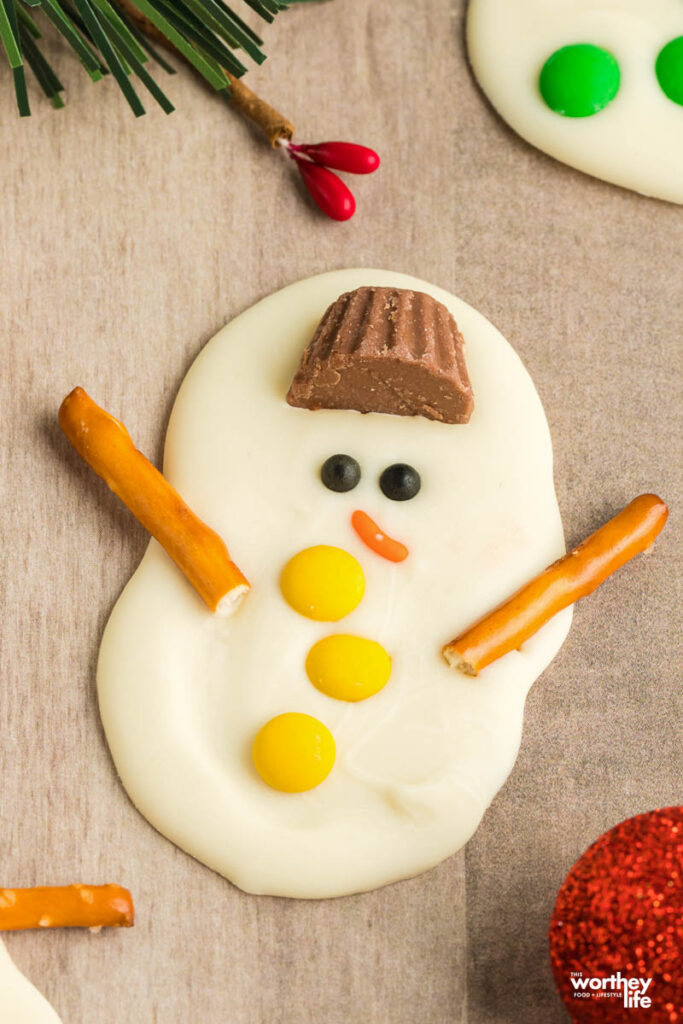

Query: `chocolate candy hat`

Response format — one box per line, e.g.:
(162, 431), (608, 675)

(286, 286), (474, 424)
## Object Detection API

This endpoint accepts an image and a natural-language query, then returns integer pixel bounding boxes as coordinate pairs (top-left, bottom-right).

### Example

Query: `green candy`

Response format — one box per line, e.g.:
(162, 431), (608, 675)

(539, 43), (621, 118)
(656, 36), (683, 106)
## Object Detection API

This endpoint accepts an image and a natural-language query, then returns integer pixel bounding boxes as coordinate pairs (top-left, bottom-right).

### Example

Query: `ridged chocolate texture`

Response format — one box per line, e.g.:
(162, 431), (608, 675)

(286, 287), (474, 424)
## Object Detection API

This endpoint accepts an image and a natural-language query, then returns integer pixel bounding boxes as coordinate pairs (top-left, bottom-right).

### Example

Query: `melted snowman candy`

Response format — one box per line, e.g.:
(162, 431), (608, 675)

(97, 269), (572, 899)
(0, 940), (62, 1022)
(467, 0), (683, 203)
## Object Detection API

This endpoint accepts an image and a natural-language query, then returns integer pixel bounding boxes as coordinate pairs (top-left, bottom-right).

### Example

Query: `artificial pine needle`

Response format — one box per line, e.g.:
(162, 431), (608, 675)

(0, 0), (23, 68)
(12, 62), (29, 112)
(16, 4), (41, 38)
(1, 0), (32, 114)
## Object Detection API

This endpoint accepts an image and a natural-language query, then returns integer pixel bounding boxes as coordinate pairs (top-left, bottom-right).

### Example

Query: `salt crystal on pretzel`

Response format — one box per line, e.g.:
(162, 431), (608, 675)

(59, 387), (249, 615)
(0, 885), (134, 931)
(443, 494), (668, 676)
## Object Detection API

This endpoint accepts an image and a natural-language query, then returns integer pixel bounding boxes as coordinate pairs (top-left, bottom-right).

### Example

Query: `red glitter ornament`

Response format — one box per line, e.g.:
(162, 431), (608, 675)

(549, 808), (683, 1024)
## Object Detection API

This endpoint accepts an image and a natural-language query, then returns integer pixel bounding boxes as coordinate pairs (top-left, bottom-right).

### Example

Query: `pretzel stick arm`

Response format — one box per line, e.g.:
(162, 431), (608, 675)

(0, 885), (134, 931)
(59, 388), (249, 615)
(443, 494), (668, 676)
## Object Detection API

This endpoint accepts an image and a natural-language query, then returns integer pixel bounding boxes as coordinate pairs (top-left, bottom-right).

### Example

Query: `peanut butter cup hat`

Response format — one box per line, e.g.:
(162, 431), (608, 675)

(286, 286), (474, 424)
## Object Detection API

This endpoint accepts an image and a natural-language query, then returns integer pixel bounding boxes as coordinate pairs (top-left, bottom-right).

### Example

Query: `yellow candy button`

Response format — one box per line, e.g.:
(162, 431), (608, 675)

(280, 545), (364, 621)
(306, 634), (391, 702)
(252, 713), (336, 793)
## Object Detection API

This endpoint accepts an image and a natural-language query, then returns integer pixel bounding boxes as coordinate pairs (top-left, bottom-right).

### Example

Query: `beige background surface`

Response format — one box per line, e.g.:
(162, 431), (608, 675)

(1, 1), (681, 1021)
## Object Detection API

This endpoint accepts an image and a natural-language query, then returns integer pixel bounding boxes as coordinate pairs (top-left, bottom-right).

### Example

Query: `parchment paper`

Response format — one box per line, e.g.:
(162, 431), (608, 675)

(1, 1), (681, 1020)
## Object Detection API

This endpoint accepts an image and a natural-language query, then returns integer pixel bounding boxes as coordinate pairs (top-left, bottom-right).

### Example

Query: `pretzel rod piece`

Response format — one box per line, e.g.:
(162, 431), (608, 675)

(0, 885), (134, 931)
(443, 494), (668, 676)
(59, 387), (249, 615)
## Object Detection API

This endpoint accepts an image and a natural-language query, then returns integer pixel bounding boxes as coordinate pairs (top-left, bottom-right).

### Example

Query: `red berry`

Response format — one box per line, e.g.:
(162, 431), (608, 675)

(292, 141), (380, 175)
(293, 157), (356, 221)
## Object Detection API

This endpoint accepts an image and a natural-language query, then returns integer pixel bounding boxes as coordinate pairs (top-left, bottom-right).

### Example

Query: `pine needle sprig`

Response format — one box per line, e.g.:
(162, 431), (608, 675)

(0, 0), (296, 117)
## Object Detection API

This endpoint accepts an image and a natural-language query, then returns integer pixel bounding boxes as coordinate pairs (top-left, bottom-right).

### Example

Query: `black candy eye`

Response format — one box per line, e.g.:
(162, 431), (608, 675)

(379, 463), (421, 501)
(321, 454), (361, 493)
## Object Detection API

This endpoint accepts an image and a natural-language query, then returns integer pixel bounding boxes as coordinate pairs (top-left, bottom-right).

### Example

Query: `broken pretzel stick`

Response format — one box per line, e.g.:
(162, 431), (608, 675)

(59, 387), (249, 615)
(443, 493), (668, 676)
(0, 885), (134, 931)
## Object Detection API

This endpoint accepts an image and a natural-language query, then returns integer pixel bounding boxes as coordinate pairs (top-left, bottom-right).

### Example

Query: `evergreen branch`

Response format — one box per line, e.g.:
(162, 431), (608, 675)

(4, 0), (294, 115)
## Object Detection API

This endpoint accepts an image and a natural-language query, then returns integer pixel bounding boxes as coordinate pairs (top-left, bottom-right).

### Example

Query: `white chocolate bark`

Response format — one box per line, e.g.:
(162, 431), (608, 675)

(0, 940), (62, 1022)
(468, 0), (683, 204)
(98, 269), (571, 898)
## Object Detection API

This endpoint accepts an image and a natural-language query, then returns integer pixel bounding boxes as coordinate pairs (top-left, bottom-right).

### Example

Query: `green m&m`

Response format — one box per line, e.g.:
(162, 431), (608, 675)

(540, 43), (621, 117)
(656, 36), (683, 106)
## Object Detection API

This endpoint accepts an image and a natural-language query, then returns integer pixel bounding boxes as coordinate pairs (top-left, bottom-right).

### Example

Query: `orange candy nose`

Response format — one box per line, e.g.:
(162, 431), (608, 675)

(351, 510), (409, 563)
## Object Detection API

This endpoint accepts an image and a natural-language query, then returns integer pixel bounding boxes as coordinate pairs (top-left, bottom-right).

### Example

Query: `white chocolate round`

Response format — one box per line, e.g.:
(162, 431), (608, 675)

(0, 940), (62, 1022)
(97, 269), (572, 899)
(467, 0), (683, 204)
